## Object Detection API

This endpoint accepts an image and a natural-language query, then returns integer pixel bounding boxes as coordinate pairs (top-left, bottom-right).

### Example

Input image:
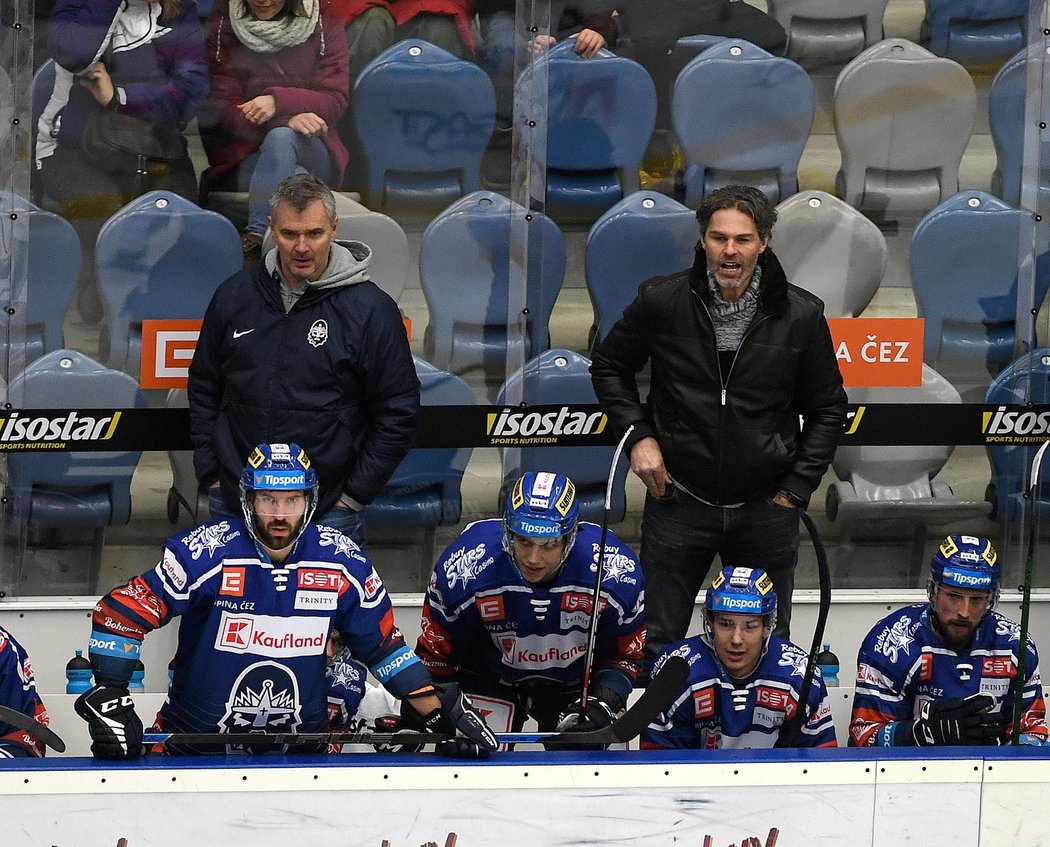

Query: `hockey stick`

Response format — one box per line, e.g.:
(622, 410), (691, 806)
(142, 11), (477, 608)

(141, 654), (689, 751)
(780, 507), (832, 748)
(1012, 438), (1049, 744)
(578, 423), (634, 716)
(0, 704), (67, 753)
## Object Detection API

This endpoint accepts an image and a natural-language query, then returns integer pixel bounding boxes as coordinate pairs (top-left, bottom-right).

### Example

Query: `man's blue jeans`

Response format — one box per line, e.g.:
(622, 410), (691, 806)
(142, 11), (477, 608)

(639, 487), (800, 667)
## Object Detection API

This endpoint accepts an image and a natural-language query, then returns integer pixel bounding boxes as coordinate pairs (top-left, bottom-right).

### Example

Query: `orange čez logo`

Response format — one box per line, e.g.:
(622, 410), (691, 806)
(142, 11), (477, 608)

(477, 596), (505, 622)
(219, 568), (245, 597)
(693, 687), (715, 719)
(919, 653), (934, 682)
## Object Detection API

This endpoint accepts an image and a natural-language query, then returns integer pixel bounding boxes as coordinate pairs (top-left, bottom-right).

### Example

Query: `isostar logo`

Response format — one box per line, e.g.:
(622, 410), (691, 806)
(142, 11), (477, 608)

(983, 406), (1050, 443)
(486, 407), (607, 445)
(0, 411), (122, 446)
(982, 656), (1016, 678)
(477, 595), (505, 622)
(297, 569), (344, 591)
(215, 612), (328, 657)
(693, 687), (715, 719)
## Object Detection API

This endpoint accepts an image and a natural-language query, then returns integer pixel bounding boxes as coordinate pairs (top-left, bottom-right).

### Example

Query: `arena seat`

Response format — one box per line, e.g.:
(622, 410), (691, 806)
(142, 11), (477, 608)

(920, 0), (1029, 67)
(910, 190), (1050, 396)
(833, 39), (976, 217)
(94, 191), (241, 381)
(766, 0), (888, 67)
(352, 39), (496, 214)
(584, 191), (698, 345)
(419, 191), (565, 387)
(989, 47), (1050, 213)
(364, 356), (476, 577)
(672, 39), (814, 206)
(515, 39), (656, 223)
(6, 349), (146, 592)
(984, 349), (1050, 522)
(773, 190), (886, 318)
(495, 348), (628, 524)
(0, 194), (80, 364)
(825, 364), (991, 582)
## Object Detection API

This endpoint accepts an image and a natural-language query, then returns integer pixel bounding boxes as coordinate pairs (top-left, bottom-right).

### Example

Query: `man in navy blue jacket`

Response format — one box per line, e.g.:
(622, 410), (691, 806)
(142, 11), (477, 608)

(188, 174), (419, 545)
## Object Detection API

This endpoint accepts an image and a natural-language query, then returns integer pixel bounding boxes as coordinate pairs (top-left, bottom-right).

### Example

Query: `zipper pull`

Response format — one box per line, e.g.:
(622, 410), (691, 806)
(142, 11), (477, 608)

(721, 388), (727, 406)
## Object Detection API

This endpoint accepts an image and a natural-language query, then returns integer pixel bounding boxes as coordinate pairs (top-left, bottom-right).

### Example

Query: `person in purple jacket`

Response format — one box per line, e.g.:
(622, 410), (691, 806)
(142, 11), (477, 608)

(35, 0), (208, 323)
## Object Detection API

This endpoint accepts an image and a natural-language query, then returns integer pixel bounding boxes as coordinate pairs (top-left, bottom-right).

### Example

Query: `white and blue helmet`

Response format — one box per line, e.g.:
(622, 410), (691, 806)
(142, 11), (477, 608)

(703, 566), (778, 642)
(502, 471), (579, 566)
(239, 442), (318, 547)
(928, 534), (1000, 610)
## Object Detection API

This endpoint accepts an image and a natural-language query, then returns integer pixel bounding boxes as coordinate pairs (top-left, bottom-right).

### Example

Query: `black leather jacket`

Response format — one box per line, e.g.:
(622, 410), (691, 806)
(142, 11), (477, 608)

(590, 247), (847, 507)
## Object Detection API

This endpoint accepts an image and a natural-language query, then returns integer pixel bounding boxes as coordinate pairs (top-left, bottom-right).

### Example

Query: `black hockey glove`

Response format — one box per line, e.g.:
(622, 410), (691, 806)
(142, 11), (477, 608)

(74, 683), (145, 760)
(899, 694), (1005, 746)
(554, 685), (625, 750)
(404, 682), (497, 759)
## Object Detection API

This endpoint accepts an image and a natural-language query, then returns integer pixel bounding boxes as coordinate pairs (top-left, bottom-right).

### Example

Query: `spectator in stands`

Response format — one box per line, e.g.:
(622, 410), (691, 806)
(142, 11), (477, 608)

(415, 471), (645, 748)
(188, 174), (419, 546)
(590, 184), (846, 669)
(35, 0), (207, 324)
(850, 534), (1049, 748)
(199, 0), (351, 266)
(642, 566), (837, 749)
(0, 625), (49, 758)
(74, 441), (497, 759)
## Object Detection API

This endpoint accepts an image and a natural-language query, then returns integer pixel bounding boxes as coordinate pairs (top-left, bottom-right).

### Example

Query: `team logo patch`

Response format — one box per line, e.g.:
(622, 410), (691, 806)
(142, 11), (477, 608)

(220, 568), (245, 597)
(219, 661), (302, 734)
(307, 319), (329, 348)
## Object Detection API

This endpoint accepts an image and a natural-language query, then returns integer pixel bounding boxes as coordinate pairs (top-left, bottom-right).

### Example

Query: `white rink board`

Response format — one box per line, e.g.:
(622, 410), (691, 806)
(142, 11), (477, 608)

(3, 751), (1048, 847)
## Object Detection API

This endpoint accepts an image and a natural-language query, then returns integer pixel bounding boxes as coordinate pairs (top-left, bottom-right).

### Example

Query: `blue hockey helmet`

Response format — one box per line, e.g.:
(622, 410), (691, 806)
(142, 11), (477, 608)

(928, 534), (1000, 608)
(239, 443), (318, 548)
(703, 566), (778, 641)
(502, 471), (579, 564)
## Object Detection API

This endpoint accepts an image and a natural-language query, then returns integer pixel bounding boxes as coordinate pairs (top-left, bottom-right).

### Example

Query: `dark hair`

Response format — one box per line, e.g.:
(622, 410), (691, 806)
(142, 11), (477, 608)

(269, 174), (337, 223)
(695, 185), (777, 241)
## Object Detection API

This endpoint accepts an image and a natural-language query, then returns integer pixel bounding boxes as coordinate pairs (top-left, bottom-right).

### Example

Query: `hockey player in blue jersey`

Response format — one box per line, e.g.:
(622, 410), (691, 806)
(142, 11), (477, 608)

(641, 566), (837, 749)
(0, 625), (49, 757)
(851, 534), (1048, 747)
(74, 443), (497, 759)
(414, 472), (645, 744)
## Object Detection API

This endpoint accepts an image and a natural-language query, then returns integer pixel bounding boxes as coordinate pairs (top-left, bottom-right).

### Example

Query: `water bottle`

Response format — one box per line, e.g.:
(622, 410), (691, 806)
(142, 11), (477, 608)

(816, 643), (840, 687)
(65, 649), (93, 695)
(129, 659), (146, 693)
(168, 658), (176, 691)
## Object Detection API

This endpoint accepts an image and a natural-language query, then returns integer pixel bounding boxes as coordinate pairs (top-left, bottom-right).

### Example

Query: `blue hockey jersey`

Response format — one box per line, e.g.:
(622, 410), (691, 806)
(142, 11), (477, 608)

(0, 626), (48, 757)
(641, 634), (837, 749)
(416, 519), (645, 697)
(850, 604), (1048, 746)
(88, 518), (430, 740)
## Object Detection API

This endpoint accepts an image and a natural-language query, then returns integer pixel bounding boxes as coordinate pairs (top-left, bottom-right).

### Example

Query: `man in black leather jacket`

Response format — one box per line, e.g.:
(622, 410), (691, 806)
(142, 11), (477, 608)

(590, 184), (846, 668)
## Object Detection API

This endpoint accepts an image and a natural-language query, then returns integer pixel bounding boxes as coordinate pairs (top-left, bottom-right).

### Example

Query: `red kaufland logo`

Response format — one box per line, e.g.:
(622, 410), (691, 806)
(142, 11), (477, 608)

(221, 616), (253, 648)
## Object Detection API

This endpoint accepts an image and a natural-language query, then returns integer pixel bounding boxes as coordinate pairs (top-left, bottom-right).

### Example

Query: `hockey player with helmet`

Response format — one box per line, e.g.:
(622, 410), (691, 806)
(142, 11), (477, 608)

(0, 625), (49, 758)
(75, 443), (496, 759)
(851, 534), (1048, 747)
(414, 471), (645, 744)
(641, 566), (837, 749)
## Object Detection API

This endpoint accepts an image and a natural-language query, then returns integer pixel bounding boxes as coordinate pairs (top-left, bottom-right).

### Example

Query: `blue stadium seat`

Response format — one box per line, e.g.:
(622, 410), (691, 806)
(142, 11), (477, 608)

(364, 357), (476, 576)
(516, 39), (656, 223)
(672, 39), (814, 206)
(766, 0), (887, 67)
(6, 349), (146, 592)
(95, 191), (241, 380)
(910, 190), (1050, 394)
(419, 191), (565, 384)
(352, 39), (496, 213)
(496, 348), (628, 524)
(833, 39), (976, 216)
(989, 48), (1050, 212)
(984, 350), (1050, 522)
(920, 0), (1028, 67)
(1, 194), (80, 365)
(585, 191), (698, 344)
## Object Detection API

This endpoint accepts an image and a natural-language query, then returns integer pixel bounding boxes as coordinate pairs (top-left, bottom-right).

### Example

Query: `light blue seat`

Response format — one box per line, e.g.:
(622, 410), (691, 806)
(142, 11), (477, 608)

(95, 191), (241, 380)
(1, 194), (80, 364)
(364, 357), (476, 575)
(833, 39), (976, 216)
(6, 349), (146, 591)
(585, 191), (698, 344)
(672, 39), (814, 206)
(496, 348), (628, 524)
(419, 191), (565, 382)
(921, 0), (1028, 67)
(911, 190), (1050, 393)
(984, 350), (1050, 522)
(352, 39), (496, 213)
(766, 0), (887, 67)
(517, 40), (656, 223)
(989, 48), (1050, 212)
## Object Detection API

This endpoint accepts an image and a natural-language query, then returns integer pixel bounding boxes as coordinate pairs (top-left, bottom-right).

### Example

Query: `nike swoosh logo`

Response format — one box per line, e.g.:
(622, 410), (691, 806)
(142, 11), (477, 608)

(233, 329), (255, 339)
